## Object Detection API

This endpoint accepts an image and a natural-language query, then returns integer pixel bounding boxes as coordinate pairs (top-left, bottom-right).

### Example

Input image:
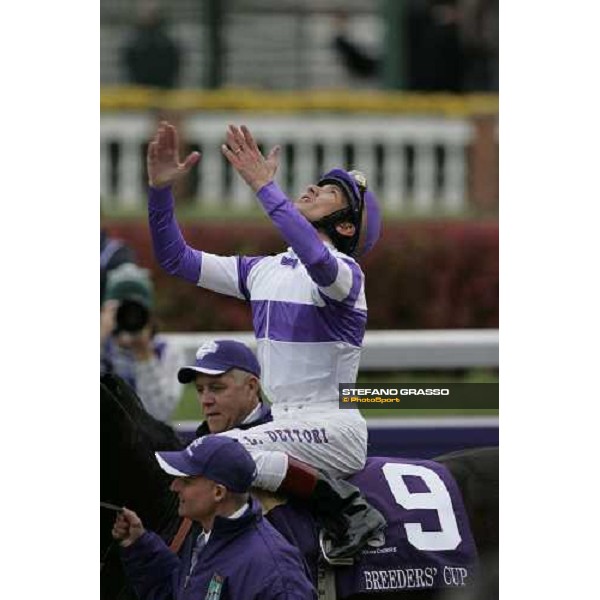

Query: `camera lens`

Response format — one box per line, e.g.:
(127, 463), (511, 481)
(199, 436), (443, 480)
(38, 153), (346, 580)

(115, 300), (149, 333)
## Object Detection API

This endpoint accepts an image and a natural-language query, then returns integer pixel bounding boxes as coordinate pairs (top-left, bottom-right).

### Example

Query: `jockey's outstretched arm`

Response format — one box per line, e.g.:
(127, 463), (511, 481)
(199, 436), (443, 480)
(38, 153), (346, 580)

(222, 123), (363, 303)
(148, 186), (202, 284)
(147, 123), (361, 307)
(146, 121), (258, 300)
(253, 180), (364, 304)
(148, 179), (363, 310)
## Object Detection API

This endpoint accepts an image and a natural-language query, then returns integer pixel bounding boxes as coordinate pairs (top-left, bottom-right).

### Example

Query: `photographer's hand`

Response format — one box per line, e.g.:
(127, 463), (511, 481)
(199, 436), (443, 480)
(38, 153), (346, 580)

(100, 301), (118, 345)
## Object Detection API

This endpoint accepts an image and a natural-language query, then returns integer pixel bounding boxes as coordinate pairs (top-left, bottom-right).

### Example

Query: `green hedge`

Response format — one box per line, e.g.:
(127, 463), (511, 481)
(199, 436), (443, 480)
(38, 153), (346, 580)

(104, 220), (498, 331)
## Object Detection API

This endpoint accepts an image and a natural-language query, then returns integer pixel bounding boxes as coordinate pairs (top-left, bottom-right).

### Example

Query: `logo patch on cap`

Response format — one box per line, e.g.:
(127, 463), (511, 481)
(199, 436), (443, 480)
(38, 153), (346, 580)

(186, 436), (205, 456)
(349, 169), (367, 190)
(196, 341), (219, 360)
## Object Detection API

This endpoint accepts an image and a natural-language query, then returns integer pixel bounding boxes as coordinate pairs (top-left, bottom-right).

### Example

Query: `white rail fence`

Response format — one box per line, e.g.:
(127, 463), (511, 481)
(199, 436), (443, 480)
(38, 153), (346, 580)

(161, 329), (499, 371)
(100, 113), (473, 213)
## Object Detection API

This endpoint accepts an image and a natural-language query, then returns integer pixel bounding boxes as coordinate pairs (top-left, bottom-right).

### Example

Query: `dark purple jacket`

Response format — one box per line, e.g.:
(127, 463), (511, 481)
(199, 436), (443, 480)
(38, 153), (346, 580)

(121, 498), (316, 600)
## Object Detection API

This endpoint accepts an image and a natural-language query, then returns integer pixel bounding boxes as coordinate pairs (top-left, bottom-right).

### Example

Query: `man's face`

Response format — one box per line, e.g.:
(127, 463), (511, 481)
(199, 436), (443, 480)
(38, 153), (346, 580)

(294, 183), (349, 222)
(170, 475), (223, 521)
(194, 371), (259, 433)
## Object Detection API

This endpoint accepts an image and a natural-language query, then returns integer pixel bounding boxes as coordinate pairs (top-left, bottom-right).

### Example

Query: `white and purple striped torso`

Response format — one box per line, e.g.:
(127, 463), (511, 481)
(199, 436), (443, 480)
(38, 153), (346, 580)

(148, 182), (368, 419)
(198, 245), (367, 412)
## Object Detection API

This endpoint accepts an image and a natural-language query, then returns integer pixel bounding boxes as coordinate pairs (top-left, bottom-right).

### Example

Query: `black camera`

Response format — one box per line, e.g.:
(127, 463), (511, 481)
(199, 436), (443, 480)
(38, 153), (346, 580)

(114, 299), (150, 334)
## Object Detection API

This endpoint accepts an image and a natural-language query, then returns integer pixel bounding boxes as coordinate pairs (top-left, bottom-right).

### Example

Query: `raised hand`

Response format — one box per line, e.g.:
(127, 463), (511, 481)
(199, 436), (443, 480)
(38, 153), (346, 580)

(147, 121), (201, 189)
(221, 124), (281, 193)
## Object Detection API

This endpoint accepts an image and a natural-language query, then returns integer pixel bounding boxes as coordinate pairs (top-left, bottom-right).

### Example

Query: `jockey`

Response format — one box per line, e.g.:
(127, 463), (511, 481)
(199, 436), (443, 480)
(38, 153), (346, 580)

(146, 121), (385, 558)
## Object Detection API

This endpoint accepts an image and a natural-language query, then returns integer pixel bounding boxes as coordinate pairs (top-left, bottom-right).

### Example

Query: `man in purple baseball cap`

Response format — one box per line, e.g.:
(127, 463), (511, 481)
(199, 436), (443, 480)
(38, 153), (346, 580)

(178, 339), (272, 436)
(112, 435), (316, 599)
(145, 122), (385, 559)
(155, 435), (257, 493)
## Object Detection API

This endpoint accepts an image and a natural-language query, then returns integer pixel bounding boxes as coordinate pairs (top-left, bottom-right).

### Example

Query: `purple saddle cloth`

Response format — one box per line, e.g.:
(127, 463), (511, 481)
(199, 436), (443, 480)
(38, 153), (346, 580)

(267, 456), (478, 598)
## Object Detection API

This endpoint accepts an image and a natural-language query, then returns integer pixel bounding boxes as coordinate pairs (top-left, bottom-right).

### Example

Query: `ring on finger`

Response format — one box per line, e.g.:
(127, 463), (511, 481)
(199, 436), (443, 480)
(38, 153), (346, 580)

(233, 147), (242, 155)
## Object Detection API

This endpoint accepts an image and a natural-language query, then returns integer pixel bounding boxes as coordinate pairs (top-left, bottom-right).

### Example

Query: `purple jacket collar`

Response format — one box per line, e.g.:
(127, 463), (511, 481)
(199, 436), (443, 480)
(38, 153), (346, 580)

(209, 497), (261, 538)
(180, 498), (264, 566)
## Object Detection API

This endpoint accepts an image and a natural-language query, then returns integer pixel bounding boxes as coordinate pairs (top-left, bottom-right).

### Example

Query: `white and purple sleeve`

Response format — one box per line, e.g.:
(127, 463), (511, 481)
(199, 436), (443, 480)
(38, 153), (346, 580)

(148, 186), (202, 283)
(256, 181), (364, 304)
(148, 186), (259, 300)
(318, 257), (365, 307)
(198, 254), (262, 300)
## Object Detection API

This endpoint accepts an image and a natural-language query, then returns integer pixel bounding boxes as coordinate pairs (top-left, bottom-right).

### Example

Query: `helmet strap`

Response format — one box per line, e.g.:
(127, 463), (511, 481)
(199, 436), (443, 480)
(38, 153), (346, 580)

(312, 174), (367, 256)
(311, 207), (359, 256)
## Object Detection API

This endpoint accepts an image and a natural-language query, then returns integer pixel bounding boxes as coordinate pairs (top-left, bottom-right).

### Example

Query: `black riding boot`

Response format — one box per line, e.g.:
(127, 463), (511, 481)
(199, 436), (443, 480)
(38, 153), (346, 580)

(278, 457), (387, 561)
(310, 471), (386, 560)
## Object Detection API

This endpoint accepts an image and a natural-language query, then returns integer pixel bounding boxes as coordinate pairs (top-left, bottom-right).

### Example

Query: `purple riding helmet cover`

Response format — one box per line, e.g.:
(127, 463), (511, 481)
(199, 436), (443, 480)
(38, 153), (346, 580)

(317, 168), (381, 257)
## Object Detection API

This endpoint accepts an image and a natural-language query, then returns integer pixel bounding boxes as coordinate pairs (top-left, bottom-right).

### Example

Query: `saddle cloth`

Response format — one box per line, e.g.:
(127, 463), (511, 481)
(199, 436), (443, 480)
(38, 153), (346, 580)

(266, 455), (478, 597)
(335, 456), (478, 597)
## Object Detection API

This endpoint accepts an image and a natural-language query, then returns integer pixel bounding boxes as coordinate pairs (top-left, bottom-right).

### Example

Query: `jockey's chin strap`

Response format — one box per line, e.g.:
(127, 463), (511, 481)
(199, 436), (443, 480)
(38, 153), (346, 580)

(312, 174), (366, 257)
(310, 207), (357, 256)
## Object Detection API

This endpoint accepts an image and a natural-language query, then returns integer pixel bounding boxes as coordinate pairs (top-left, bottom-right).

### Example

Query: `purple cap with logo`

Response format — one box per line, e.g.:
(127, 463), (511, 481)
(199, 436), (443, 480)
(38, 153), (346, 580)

(177, 339), (261, 384)
(155, 435), (257, 492)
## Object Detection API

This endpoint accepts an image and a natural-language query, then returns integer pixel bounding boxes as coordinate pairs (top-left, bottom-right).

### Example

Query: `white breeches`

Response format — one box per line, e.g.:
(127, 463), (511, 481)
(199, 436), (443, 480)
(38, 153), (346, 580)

(217, 408), (367, 491)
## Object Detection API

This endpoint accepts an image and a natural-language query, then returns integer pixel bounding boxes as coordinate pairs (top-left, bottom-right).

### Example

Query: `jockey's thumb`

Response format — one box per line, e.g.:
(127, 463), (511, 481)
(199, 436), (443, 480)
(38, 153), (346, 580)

(181, 151), (201, 174)
(266, 145), (281, 169)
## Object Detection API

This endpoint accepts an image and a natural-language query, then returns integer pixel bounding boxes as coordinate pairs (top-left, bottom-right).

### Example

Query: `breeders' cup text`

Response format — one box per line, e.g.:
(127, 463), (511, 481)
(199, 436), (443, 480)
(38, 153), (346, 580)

(363, 566), (469, 591)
